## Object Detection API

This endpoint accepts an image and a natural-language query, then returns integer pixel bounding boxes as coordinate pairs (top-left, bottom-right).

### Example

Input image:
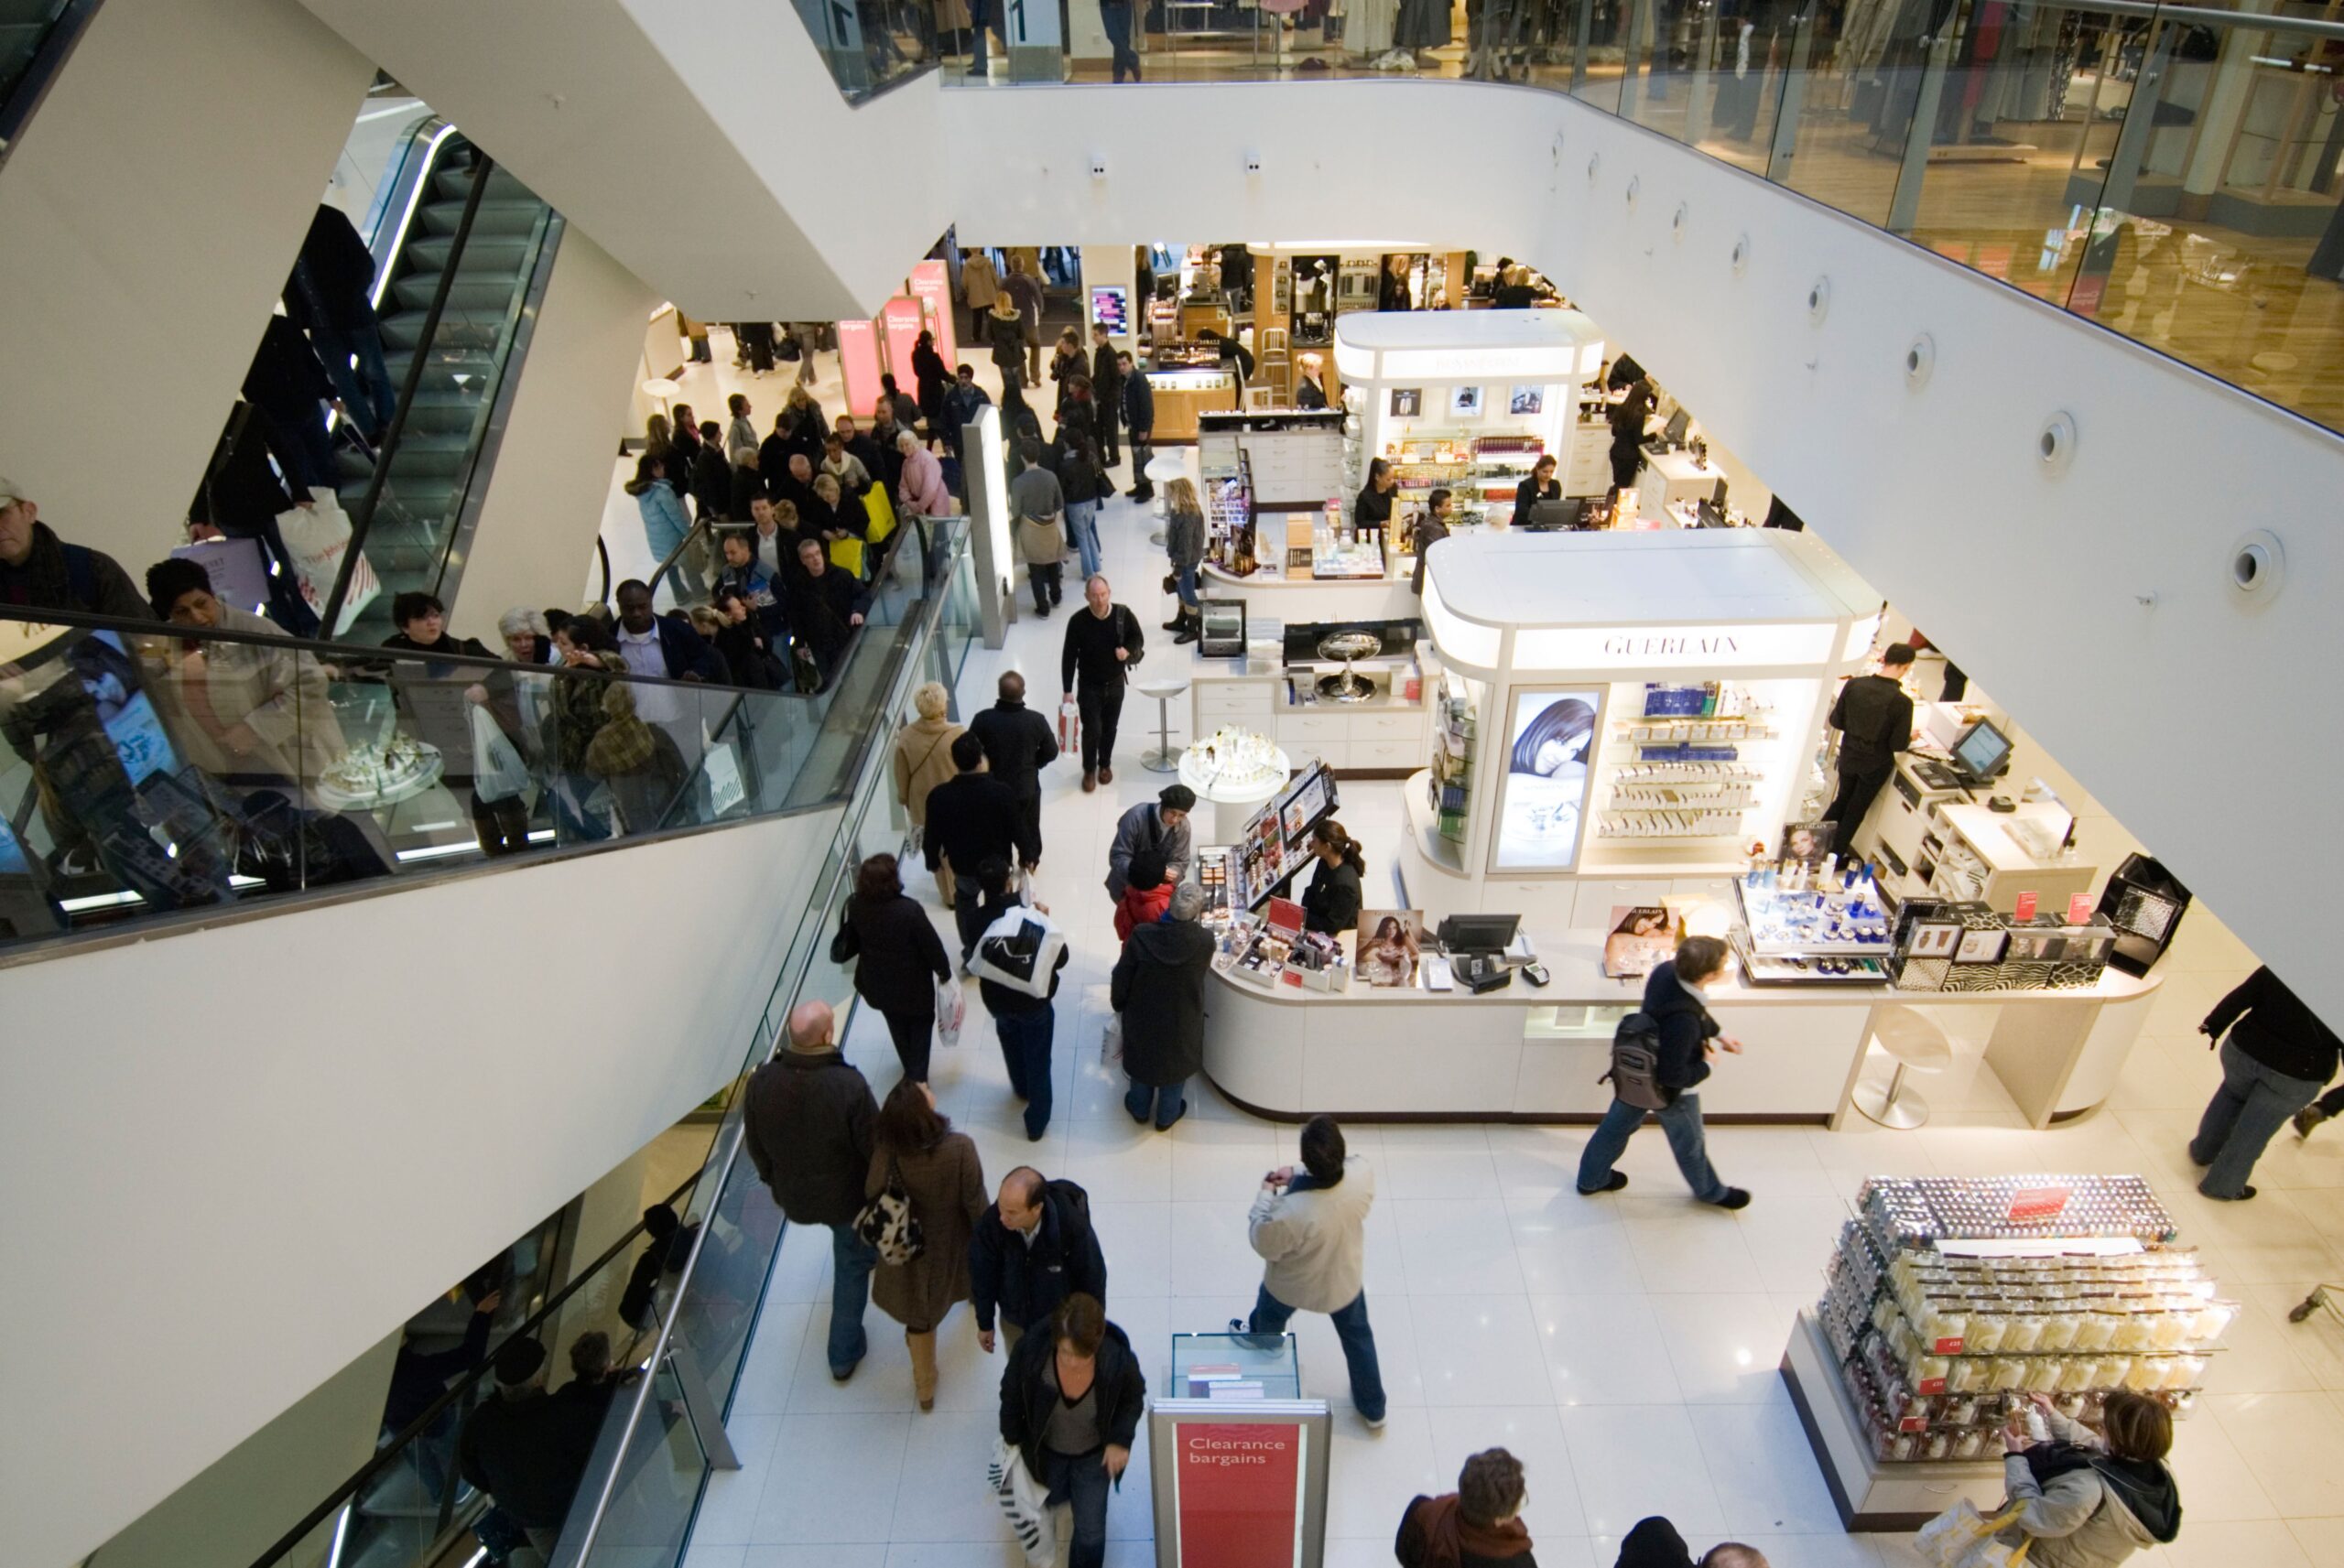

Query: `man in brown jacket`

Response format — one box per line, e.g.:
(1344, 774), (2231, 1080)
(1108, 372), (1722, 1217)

(743, 1000), (879, 1380)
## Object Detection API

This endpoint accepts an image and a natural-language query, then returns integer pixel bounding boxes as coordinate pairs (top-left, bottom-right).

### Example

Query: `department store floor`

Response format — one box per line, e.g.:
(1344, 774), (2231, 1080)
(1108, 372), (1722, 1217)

(619, 361), (2344, 1568)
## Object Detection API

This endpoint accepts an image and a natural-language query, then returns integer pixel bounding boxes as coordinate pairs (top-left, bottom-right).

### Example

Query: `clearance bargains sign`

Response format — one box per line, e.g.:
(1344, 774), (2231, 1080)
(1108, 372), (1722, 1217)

(1172, 1422), (1308, 1568)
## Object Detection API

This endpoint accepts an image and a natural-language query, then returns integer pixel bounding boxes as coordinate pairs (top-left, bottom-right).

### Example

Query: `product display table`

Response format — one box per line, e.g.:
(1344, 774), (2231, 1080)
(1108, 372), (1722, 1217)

(1178, 741), (1293, 842)
(1635, 448), (1720, 518)
(1200, 922), (2158, 1125)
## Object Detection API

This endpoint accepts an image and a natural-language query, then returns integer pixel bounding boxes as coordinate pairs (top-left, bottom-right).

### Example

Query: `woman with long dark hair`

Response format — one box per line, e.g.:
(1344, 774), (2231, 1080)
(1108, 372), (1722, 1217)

(866, 1078), (985, 1411)
(841, 852), (953, 1083)
(1300, 818), (1365, 936)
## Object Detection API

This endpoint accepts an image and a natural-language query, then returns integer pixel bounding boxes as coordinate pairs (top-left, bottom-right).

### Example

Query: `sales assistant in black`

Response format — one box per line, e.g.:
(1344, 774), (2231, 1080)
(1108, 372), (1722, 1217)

(1512, 454), (1561, 519)
(1357, 458), (1397, 544)
(1821, 642), (1915, 840)
(1574, 935), (1751, 1209)
(1300, 819), (1365, 935)
(1060, 574), (1145, 791)
(970, 1166), (1109, 1351)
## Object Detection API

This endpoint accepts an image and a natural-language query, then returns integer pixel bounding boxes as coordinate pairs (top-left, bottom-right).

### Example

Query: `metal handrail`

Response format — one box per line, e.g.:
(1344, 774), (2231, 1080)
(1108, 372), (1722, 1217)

(319, 149), (496, 634)
(244, 1171), (705, 1568)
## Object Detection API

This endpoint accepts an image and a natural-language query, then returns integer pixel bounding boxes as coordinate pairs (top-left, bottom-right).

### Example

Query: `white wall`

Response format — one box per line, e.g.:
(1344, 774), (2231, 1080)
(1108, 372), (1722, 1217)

(290, 0), (949, 321)
(934, 78), (2344, 1022)
(0, 806), (841, 1568)
(450, 228), (662, 644)
(0, 0), (376, 576)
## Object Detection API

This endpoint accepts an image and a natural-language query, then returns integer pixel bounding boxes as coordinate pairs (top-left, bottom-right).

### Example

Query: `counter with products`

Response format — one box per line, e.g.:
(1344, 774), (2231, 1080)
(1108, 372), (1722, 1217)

(1787, 1174), (2229, 1529)
(1144, 363), (1239, 441)
(1198, 912), (2158, 1123)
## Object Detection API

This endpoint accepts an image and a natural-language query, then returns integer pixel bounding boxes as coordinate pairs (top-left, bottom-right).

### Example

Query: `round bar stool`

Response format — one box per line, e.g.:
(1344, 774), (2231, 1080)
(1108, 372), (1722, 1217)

(1851, 1007), (1952, 1130)
(1135, 674), (1191, 773)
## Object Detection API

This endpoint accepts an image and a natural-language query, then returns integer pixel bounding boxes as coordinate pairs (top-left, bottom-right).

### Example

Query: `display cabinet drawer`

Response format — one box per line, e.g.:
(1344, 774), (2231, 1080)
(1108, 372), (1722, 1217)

(1358, 710), (1427, 739)
(1351, 739), (1421, 771)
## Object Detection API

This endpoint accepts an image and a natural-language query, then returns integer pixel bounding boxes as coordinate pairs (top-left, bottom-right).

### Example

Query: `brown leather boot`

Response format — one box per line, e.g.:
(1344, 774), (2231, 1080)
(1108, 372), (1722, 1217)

(907, 1328), (938, 1411)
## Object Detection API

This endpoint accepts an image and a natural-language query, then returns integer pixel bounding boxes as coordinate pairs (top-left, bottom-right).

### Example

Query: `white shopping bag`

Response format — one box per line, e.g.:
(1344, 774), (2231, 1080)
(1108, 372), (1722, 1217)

(987, 1437), (1056, 1568)
(1058, 695), (1080, 755)
(1915, 1499), (2030, 1568)
(1100, 1011), (1123, 1066)
(276, 487), (380, 635)
(936, 976), (966, 1049)
(466, 704), (533, 803)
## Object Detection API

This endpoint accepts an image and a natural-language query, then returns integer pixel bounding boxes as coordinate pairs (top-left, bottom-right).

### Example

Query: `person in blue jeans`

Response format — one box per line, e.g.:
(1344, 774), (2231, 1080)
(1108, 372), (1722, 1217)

(625, 451), (694, 604)
(741, 998), (882, 1379)
(2191, 965), (2342, 1200)
(999, 1293), (1145, 1568)
(1240, 1116), (1388, 1428)
(971, 858), (1069, 1141)
(1577, 935), (1753, 1211)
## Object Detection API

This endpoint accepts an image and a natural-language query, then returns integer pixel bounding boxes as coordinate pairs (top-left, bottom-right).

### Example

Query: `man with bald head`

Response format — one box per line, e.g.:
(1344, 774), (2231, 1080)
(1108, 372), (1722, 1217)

(969, 1164), (1108, 1355)
(743, 999), (881, 1380)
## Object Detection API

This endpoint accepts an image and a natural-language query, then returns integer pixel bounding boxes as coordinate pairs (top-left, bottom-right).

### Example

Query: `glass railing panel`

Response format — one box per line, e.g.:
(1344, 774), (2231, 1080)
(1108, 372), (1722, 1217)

(1570, 0), (1632, 112)
(2076, 10), (2344, 432)
(0, 584), (935, 951)
(0, 0), (92, 160)
(791, 0), (941, 99)
(1769, 3), (1896, 223)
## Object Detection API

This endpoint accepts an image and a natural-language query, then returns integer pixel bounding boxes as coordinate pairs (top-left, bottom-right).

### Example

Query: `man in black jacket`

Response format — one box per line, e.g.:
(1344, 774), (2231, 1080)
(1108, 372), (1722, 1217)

(1574, 936), (1751, 1209)
(789, 538), (872, 683)
(970, 1165), (1108, 1353)
(284, 202), (397, 439)
(1118, 352), (1155, 501)
(743, 998), (882, 1378)
(1061, 574), (1145, 791)
(969, 671), (1059, 866)
(1821, 643), (1915, 846)
(925, 731), (1033, 960)
(2192, 966), (2343, 1198)
(0, 482), (150, 618)
(457, 1337), (604, 1560)
(1089, 324), (1123, 468)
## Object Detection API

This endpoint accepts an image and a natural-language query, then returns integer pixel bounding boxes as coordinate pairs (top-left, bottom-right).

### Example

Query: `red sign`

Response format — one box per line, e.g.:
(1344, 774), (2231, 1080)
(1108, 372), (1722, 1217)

(881, 296), (926, 391)
(2067, 893), (2097, 925)
(2013, 891), (2038, 922)
(2007, 1185), (2071, 1222)
(1175, 1422), (1305, 1568)
(835, 319), (884, 416)
(2069, 274), (2107, 318)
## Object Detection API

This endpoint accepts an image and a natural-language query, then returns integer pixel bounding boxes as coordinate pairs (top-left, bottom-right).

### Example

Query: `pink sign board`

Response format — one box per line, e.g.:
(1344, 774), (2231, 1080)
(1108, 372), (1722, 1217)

(835, 319), (883, 417)
(881, 297), (925, 393)
(910, 261), (959, 367)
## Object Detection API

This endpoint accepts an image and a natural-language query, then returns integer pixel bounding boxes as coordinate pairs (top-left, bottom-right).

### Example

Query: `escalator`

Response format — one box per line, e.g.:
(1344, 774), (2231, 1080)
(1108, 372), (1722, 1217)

(332, 127), (561, 644)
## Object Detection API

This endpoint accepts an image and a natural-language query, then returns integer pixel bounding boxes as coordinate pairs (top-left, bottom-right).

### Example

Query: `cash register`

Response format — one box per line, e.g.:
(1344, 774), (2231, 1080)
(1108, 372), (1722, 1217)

(1437, 912), (1523, 993)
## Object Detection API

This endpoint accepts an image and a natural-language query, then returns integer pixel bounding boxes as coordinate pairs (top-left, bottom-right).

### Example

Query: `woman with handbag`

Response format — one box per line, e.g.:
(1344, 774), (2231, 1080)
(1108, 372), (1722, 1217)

(836, 852), (954, 1083)
(1161, 476), (1206, 644)
(864, 1077), (986, 1412)
(1988, 1390), (2180, 1567)
(893, 681), (967, 902)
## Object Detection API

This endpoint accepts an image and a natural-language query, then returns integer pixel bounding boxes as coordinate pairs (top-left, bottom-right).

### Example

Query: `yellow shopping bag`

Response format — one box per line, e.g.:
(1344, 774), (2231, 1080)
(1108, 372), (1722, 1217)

(828, 535), (865, 577)
(864, 482), (898, 545)
(1915, 1500), (2031, 1568)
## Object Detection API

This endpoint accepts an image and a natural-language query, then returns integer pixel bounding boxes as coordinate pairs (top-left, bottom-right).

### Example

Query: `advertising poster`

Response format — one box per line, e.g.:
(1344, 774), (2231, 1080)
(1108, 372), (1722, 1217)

(834, 319), (884, 416)
(1492, 687), (1601, 872)
(908, 260), (959, 367)
(1089, 284), (1129, 337)
(1174, 1421), (1307, 1568)
(881, 296), (926, 390)
(1354, 911), (1423, 988)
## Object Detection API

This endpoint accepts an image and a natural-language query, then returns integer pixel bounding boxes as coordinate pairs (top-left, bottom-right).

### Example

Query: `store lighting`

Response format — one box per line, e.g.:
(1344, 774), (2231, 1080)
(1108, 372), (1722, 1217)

(323, 1502), (354, 1568)
(59, 890), (145, 914)
(393, 840), (488, 864)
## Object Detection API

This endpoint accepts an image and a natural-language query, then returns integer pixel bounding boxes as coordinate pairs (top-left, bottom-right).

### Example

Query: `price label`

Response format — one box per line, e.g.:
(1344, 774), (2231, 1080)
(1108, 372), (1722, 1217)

(2013, 891), (2038, 921)
(1900, 1414), (1929, 1433)
(1932, 1336), (1966, 1356)
(1918, 1376), (1948, 1395)
(2006, 1185), (2072, 1222)
(2068, 893), (2097, 925)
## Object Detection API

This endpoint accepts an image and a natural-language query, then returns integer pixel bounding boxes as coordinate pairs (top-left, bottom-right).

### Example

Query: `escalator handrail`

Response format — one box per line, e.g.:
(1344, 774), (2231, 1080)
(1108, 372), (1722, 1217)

(320, 151), (498, 634)
(0, 0), (103, 169)
(243, 1172), (704, 1568)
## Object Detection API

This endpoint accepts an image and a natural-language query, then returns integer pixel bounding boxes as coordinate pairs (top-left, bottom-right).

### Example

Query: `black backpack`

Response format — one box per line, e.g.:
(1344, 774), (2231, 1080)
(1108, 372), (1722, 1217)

(1601, 1011), (1670, 1110)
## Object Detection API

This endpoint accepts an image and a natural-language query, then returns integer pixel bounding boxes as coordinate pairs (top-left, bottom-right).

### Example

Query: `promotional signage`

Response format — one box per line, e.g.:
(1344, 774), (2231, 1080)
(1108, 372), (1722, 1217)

(1091, 284), (1130, 337)
(1173, 1422), (1307, 1568)
(835, 319), (883, 416)
(881, 296), (926, 391)
(1512, 621), (1839, 671)
(909, 260), (958, 368)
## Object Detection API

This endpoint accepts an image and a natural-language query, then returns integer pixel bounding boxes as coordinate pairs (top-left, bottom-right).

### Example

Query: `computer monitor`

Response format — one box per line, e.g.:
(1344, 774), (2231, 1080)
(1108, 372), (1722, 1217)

(1951, 718), (2013, 784)
(1525, 498), (1585, 531)
(1438, 912), (1521, 954)
(1662, 407), (1691, 447)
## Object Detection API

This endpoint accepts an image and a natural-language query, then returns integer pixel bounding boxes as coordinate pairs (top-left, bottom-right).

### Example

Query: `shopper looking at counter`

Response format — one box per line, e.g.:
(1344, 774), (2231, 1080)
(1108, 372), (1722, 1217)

(1575, 935), (1753, 1210)
(1163, 476), (1205, 645)
(1112, 881), (1214, 1130)
(1409, 487), (1453, 597)
(1107, 784), (1195, 899)
(1823, 643), (1916, 840)
(1300, 819), (1365, 935)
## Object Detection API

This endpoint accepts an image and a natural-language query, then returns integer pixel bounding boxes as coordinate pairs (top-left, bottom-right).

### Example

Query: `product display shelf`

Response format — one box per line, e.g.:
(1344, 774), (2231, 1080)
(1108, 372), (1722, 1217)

(1787, 1173), (2231, 1530)
(1589, 681), (1782, 845)
(1427, 671), (1481, 860)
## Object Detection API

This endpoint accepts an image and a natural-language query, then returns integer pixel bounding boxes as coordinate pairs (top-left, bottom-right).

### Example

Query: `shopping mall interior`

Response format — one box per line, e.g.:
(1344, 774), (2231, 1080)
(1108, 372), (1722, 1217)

(5, 1), (2344, 1567)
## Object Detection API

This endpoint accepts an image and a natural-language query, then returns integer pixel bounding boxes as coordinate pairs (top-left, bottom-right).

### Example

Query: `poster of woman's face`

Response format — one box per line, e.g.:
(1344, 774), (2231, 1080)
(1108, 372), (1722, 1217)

(1492, 687), (1602, 872)
(1355, 911), (1424, 988)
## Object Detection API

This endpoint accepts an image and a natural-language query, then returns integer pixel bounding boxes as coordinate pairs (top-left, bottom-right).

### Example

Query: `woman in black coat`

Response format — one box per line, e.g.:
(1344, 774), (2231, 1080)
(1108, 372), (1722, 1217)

(911, 330), (950, 433)
(841, 852), (952, 1082)
(1300, 819), (1364, 936)
(1609, 379), (1656, 493)
(1110, 883), (1217, 1130)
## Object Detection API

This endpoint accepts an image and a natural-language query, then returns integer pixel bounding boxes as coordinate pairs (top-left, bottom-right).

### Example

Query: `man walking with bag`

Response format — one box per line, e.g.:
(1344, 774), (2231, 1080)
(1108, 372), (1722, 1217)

(969, 671), (1058, 868)
(1575, 935), (1752, 1209)
(1060, 574), (1145, 791)
(970, 1166), (1108, 1354)
(743, 999), (882, 1380)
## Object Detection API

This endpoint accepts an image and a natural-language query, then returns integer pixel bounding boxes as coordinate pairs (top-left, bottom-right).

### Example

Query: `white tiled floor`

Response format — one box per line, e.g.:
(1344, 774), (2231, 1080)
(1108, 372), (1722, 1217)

(674, 369), (2344, 1566)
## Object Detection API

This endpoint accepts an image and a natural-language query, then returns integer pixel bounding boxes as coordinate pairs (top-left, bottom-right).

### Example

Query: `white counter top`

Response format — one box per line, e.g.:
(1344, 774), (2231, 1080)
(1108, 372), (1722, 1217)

(1936, 802), (2076, 878)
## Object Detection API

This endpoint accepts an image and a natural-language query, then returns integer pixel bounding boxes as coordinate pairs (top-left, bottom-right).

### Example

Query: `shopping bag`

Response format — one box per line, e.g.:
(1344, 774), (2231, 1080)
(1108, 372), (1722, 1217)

(1915, 1500), (2030, 1568)
(277, 488), (380, 635)
(936, 976), (966, 1049)
(829, 535), (866, 578)
(466, 704), (533, 803)
(863, 482), (898, 546)
(987, 1437), (1056, 1568)
(1058, 695), (1080, 754)
(1101, 1011), (1123, 1066)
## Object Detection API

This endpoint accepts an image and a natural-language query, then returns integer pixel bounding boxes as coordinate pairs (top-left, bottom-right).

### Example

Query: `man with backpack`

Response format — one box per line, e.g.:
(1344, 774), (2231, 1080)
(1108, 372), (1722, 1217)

(1577, 935), (1751, 1209)
(970, 1165), (1108, 1353)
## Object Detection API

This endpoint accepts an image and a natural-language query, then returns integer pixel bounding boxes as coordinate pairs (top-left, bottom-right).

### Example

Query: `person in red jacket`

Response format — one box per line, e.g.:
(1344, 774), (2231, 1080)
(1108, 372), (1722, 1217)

(1112, 849), (1173, 943)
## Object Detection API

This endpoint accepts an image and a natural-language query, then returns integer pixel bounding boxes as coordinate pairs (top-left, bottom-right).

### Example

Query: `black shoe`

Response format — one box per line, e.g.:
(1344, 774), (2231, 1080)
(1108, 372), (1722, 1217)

(1163, 616), (1186, 630)
(1578, 1173), (1628, 1195)
(1050, 589), (1063, 605)
(1035, 602), (1051, 617)
(1174, 625), (1199, 644)
(1712, 1187), (1753, 1210)
(830, 1359), (861, 1382)
(1156, 1105), (1188, 1131)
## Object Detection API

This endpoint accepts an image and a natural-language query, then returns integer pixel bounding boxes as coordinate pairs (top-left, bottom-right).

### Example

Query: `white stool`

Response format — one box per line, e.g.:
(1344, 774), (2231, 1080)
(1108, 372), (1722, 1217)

(1851, 1007), (1952, 1130)
(1134, 675), (1190, 773)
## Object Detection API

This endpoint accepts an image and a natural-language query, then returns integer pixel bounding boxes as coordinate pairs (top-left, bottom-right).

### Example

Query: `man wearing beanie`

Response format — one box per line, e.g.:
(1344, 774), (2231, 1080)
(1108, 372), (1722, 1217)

(458, 1336), (604, 1559)
(1107, 783), (1194, 901)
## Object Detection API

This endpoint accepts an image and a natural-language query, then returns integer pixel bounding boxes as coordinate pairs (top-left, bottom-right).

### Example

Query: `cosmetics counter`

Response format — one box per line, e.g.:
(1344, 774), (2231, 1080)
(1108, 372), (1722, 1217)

(1188, 615), (1434, 779)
